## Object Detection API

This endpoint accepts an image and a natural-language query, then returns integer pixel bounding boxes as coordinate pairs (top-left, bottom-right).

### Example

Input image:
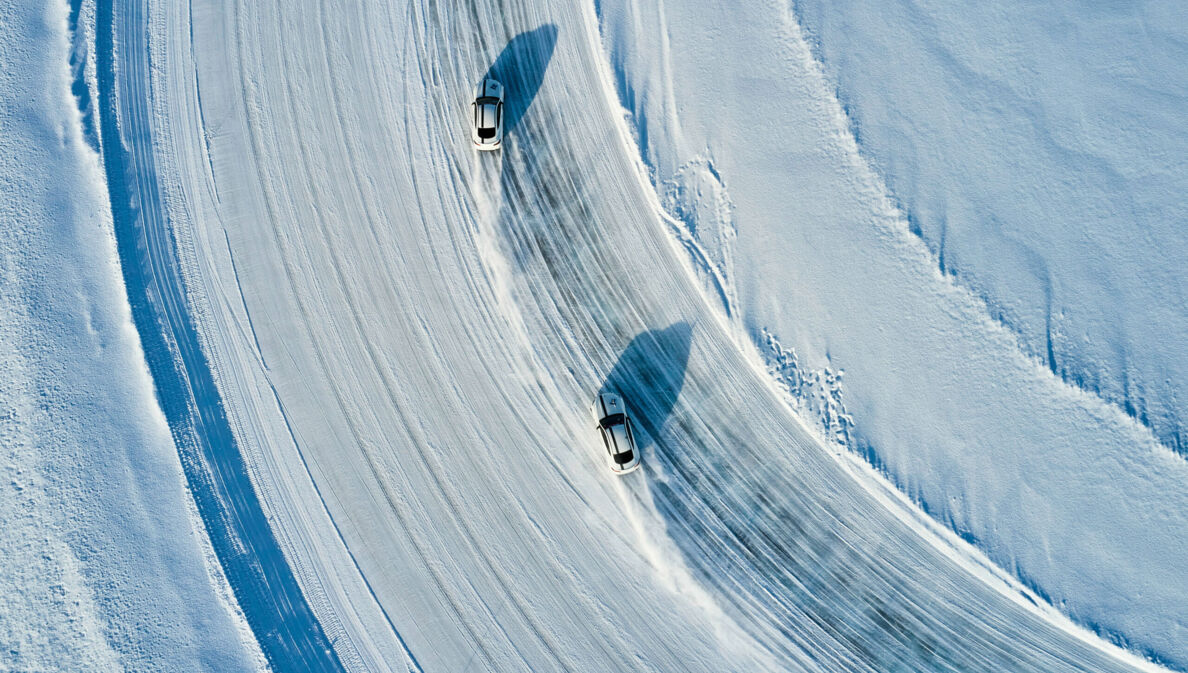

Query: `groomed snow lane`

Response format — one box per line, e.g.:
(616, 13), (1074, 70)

(145, 0), (1175, 671)
(97, 0), (342, 668)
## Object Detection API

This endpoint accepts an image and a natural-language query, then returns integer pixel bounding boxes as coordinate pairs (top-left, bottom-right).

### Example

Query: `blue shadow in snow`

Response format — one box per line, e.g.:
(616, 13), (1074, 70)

(481, 24), (558, 137)
(94, 0), (343, 670)
(600, 323), (693, 450)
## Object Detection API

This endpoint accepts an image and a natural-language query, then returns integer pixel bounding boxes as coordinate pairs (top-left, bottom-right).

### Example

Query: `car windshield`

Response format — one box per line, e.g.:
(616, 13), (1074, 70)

(600, 413), (625, 429)
(614, 449), (634, 465)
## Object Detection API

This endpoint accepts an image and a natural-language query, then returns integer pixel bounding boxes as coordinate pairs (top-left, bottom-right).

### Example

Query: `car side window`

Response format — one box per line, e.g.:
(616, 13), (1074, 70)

(599, 428), (611, 454)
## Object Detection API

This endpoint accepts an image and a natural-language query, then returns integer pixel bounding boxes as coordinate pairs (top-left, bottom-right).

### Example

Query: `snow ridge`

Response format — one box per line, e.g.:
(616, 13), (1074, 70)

(92, 0), (343, 667)
(759, 328), (853, 449)
(791, 0), (1188, 461)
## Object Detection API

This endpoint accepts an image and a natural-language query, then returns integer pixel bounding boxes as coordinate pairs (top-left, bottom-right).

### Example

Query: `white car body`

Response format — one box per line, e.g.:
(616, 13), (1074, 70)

(592, 392), (641, 475)
(471, 78), (504, 150)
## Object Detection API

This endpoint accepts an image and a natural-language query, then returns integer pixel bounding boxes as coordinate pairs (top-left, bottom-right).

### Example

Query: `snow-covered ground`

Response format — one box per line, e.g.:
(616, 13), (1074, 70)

(7, 0), (1185, 670)
(134, 0), (1182, 670)
(795, 0), (1188, 458)
(590, 0), (1188, 664)
(595, 0), (1188, 666)
(0, 1), (262, 670)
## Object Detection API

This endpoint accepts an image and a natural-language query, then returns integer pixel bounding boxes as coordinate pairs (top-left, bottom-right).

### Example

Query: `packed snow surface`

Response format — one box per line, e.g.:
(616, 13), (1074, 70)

(12, 0), (1179, 669)
(593, 0), (1188, 666)
(111, 0), (1188, 669)
(0, 1), (262, 670)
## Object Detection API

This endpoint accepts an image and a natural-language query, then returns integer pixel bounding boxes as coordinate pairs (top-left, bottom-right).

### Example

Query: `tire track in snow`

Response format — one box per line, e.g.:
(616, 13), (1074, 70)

(404, 3), (642, 668)
(95, 0), (344, 669)
(235, 0), (603, 668)
(228, 1), (513, 669)
(162, 0), (1175, 670)
(409, 0), (1170, 671)
(412, 3), (703, 669)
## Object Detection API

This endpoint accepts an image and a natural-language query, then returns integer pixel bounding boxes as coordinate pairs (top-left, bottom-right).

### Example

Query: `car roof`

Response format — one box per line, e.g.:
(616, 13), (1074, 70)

(610, 422), (631, 448)
(475, 102), (499, 130)
(601, 423), (632, 455)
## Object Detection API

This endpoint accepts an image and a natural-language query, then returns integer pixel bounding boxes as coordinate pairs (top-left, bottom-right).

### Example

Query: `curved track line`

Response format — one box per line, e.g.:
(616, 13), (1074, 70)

(95, 0), (344, 669)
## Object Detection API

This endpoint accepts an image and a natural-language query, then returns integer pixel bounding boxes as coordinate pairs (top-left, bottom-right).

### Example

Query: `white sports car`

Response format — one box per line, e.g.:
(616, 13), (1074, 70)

(592, 392), (641, 475)
(471, 78), (504, 150)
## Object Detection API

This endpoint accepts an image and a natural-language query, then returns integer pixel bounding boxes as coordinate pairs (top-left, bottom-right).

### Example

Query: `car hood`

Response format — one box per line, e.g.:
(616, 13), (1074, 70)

(475, 79), (503, 100)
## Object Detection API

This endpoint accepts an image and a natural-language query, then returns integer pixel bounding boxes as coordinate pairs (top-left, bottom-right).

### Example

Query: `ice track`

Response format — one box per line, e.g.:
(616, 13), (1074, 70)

(112, 0), (1173, 670)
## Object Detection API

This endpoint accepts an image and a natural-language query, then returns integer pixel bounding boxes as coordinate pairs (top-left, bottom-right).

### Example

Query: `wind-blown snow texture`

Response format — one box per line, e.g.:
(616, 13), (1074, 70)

(118, 0), (1186, 670)
(796, 1), (1188, 458)
(0, 1), (262, 670)
(593, 0), (1188, 666)
(11, 0), (1183, 670)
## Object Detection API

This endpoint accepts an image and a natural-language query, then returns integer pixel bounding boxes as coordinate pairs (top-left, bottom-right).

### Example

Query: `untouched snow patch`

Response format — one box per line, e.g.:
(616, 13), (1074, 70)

(0, 1), (264, 669)
(794, 0), (1188, 459)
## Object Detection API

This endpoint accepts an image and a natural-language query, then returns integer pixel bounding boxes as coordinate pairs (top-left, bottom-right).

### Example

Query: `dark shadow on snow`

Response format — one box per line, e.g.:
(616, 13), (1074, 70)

(481, 24), (558, 138)
(599, 323), (693, 451)
(94, 0), (342, 669)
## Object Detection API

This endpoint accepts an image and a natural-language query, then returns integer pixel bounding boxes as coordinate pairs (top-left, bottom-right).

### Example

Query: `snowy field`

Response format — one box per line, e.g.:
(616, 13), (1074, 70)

(595, 0), (1188, 666)
(3, 0), (1186, 671)
(795, 0), (1188, 457)
(0, 1), (261, 670)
